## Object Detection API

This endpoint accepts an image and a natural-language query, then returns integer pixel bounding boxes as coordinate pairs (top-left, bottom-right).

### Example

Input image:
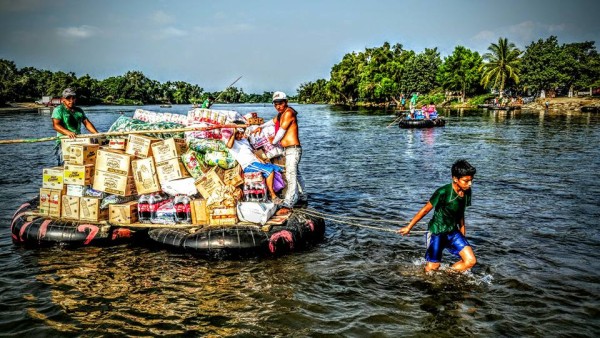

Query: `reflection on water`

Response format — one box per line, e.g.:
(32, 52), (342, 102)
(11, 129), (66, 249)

(0, 105), (599, 336)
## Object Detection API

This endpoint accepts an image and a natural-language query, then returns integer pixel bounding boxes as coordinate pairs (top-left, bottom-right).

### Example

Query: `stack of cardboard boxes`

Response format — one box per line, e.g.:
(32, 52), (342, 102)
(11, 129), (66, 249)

(37, 109), (279, 228)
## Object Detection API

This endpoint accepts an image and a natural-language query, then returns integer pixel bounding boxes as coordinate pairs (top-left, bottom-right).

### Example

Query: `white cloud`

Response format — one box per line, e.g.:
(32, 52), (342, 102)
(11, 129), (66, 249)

(56, 25), (100, 39)
(158, 27), (188, 39)
(151, 10), (175, 25)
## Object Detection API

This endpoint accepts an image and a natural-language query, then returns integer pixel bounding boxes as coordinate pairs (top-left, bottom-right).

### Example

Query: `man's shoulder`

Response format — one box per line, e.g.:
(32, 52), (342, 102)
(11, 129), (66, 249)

(51, 104), (67, 117)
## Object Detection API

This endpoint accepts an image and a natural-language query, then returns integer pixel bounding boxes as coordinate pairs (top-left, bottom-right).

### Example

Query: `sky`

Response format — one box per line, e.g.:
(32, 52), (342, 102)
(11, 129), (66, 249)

(0, 0), (599, 95)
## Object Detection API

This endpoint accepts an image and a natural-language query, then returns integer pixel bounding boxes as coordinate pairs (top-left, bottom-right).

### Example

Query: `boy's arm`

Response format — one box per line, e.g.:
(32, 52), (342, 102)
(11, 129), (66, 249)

(398, 201), (433, 235)
(458, 218), (466, 236)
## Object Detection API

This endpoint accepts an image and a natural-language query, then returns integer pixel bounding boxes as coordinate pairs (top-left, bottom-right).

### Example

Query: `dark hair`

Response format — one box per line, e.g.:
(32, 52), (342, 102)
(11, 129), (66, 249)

(451, 159), (476, 178)
(209, 96), (215, 100)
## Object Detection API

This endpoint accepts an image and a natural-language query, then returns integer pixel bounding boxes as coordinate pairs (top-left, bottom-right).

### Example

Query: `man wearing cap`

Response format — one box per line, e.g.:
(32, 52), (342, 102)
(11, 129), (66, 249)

(51, 87), (99, 165)
(255, 91), (306, 215)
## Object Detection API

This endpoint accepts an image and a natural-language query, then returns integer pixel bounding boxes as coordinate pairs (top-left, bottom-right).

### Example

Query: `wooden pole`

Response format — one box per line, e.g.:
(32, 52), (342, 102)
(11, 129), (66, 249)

(214, 76), (243, 103)
(0, 124), (247, 145)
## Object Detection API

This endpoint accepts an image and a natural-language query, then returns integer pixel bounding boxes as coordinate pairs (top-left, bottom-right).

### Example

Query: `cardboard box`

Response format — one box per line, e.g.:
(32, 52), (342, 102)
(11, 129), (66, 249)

(151, 138), (188, 163)
(155, 158), (189, 184)
(79, 197), (107, 222)
(93, 170), (136, 196)
(39, 188), (51, 216)
(63, 164), (95, 185)
(131, 157), (161, 194)
(61, 138), (94, 161)
(66, 184), (91, 197)
(48, 188), (65, 218)
(194, 167), (226, 199)
(190, 199), (209, 224)
(66, 144), (99, 165)
(209, 206), (238, 226)
(42, 167), (64, 189)
(222, 165), (244, 187)
(61, 195), (80, 220)
(109, 201), (138, 224)
(96, 149), (133, 176)
(108, 138), (127, 150)
(125, 134), (160, 158)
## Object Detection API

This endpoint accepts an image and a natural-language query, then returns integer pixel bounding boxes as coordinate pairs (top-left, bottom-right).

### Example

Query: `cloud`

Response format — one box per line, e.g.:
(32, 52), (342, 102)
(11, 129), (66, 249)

(157, 27), (188, 39)
(472, 21), (570, 50)
(151, 10), (175, 25)
(56, 25), (100, 39)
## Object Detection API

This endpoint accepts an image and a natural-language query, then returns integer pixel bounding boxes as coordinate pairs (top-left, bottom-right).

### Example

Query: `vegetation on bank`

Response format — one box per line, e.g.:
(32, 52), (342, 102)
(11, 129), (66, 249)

(0, 35), (598, 108)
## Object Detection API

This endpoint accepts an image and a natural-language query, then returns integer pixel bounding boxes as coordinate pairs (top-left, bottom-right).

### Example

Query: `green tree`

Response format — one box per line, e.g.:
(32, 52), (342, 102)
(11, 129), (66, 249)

(480, 37), (522, 97)
(437, 46), (483, 102)
(520, 36), (565, 97)
(401, 48), (442, 94)
(561, 41), (600, 96)
(328, 52), (360, 104)
(297, 79), (329, 103)
(0, 59), (18, 104)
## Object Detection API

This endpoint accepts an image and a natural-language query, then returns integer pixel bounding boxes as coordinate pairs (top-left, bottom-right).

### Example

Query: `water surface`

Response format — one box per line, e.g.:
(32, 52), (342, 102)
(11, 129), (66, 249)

(0, 104), (598, 336)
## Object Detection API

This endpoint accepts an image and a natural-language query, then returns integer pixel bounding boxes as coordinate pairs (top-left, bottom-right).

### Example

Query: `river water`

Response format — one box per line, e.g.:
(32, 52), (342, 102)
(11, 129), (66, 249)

(0, 104), (598, 336)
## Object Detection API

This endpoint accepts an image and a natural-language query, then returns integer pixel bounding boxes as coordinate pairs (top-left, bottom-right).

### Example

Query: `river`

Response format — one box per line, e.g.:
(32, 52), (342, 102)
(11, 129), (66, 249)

(0, 104), (598, 336)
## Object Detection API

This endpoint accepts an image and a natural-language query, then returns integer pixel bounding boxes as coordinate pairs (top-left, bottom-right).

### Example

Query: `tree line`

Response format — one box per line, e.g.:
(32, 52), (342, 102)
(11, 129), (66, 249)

(297, 36), (600, 105)
(1, 35), (598, 107)
(0, 61), (273, 106)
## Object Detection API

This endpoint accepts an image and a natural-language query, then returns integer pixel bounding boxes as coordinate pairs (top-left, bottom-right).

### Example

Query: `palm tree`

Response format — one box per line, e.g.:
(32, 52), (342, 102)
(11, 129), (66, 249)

(480, 37), (522, 97)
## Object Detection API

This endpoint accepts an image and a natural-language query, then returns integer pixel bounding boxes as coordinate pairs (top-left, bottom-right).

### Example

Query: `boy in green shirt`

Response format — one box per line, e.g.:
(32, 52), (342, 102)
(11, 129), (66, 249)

(398, 160), (477, 272)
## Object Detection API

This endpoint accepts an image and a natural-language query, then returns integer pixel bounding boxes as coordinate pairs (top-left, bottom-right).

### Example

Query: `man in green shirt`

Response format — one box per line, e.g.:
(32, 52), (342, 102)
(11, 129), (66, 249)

(398, 160), (477, 272)
(201, 96), (215, 108)
(52, 87), (99, 165)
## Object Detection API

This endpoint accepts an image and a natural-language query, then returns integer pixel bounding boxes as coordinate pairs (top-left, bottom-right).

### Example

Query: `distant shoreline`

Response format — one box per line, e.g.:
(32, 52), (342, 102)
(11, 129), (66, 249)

(2, 97), (599, 113)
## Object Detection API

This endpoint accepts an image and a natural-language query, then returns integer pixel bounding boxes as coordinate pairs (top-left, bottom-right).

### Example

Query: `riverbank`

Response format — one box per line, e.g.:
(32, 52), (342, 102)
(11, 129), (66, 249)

(0, 102), (45, 112)
(3, 97), (600, 113)
(446, 96), (600, 111)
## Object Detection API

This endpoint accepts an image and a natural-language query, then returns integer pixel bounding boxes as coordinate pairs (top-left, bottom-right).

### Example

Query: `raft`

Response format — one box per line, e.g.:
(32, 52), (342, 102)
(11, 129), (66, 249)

(399, 118), (445, 129)
(10, 197), (135, 247)
(147, 209), (325, 257)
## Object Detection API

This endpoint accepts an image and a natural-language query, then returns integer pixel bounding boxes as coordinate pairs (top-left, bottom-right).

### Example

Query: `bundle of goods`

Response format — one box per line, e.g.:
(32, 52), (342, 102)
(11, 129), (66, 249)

(36, 108), (289, 229)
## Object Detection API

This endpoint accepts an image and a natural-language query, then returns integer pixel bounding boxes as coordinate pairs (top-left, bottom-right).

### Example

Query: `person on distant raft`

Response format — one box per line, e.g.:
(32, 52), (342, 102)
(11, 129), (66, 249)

(51, 87), (99, 165)
(226, 128), (284, 203)
(201, 95), (215, 108)
(397, 159), (477, 273)
(253, 91), (306, 215)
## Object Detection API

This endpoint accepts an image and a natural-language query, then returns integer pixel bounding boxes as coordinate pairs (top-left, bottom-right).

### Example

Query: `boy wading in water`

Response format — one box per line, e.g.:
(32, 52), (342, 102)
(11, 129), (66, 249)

(398, 160), (477, 272)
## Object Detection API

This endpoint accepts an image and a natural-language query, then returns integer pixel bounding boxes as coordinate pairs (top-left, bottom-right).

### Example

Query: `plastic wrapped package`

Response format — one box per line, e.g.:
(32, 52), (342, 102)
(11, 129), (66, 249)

(187, 138), (228, 154)
(181, 149), (206, 178)
(151, 200), (176, 224)
(161, 178), (198, 196)
(107, 116), (185, 140)
(205, 151), (237, 169)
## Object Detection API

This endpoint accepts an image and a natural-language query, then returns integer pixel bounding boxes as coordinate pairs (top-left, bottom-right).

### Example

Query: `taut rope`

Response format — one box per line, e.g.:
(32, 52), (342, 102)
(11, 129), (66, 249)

(296, 208), (426, 234)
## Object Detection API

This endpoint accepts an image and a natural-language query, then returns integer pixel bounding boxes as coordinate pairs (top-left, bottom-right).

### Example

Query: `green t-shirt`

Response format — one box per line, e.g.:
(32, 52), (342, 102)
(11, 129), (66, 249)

(51, 104), (87, 144)
(201, 99), (211, 108)
(427, 183), (471, 234)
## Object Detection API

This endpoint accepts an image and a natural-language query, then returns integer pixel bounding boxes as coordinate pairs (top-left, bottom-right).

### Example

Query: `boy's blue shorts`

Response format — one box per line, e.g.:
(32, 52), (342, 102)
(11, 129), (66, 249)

(425, 230), (471, 263)
(244, 162), (282, 178)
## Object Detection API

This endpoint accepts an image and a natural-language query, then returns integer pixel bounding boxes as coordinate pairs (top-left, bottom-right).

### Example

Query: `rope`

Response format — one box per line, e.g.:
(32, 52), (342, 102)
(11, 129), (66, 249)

(0, 124), (246, 145)
(296, 208), (427, 234)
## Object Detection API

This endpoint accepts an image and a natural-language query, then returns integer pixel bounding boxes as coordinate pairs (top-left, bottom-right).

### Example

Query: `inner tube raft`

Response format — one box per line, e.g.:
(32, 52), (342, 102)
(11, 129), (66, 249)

(399, 118), (445, 129)
(11, 197), (134, 247)
(147, 209), (325, 257)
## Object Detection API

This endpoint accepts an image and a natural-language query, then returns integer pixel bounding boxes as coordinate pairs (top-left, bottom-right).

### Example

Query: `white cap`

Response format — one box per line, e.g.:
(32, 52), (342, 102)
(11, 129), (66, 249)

(272, 91), (287, 102)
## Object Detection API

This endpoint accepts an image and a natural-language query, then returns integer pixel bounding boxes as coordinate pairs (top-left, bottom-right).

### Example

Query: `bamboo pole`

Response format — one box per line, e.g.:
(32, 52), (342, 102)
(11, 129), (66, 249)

(0, 124), (247, 145)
